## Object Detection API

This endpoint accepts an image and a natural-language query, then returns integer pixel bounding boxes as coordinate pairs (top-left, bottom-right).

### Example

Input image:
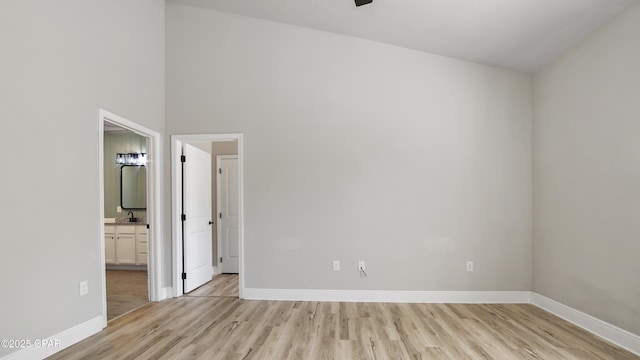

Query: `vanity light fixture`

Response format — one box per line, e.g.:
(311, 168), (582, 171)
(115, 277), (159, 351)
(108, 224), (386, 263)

(138, 153), (147, 165)
(116, 153), (147, 166)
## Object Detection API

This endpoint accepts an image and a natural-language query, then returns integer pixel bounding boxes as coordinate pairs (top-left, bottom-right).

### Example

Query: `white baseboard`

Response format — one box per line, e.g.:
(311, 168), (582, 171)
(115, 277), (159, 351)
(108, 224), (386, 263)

(159, 286), (174, 300)
(2, 315), (104, 360)
(243, 288), (531, 304)
(531, 292), (640, 356)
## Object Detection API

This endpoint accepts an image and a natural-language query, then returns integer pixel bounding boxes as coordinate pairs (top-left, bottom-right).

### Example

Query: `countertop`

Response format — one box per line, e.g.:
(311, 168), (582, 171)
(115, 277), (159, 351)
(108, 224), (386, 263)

(105, 217), (146, 226)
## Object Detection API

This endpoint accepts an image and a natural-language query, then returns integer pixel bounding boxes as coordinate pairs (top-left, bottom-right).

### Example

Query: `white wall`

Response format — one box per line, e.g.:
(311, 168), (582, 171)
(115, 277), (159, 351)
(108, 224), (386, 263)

(0, 0), (165, 357)
(166, 3), (532, 291)
(533, 2), (640, 335)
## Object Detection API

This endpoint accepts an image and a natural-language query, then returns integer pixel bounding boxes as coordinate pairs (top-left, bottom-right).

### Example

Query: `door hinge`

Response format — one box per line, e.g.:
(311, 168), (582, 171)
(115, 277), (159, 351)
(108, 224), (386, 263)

(220, 257), (223, 263)
(219, 168), (222, 174)
(181, 214), (186, 221)
(146, 224), (150, 229)
(181, 155), (186, 163)
(181, 273), (187, 280)
(219, 213), (222, 219)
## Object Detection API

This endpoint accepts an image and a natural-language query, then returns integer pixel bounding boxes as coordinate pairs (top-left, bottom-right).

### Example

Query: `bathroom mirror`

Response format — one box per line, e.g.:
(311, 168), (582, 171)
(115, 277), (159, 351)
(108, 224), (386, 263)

(121, 165), (146, 209)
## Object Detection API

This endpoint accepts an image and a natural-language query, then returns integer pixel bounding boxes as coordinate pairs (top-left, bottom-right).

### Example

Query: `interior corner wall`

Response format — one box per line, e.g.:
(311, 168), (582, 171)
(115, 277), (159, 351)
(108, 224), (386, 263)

(0, 0), (165, 357)
(166, 3), (533, 292)
(532, 1), (640, 336)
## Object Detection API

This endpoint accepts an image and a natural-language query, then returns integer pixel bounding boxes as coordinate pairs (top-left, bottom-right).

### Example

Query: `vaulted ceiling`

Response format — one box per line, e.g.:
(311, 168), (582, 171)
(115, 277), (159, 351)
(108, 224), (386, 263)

(169, 0), (636, 73)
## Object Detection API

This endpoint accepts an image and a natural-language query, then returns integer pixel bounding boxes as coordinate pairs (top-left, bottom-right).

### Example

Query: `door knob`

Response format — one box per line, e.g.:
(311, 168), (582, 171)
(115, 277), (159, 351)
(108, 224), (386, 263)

(209, 221), (213, 225)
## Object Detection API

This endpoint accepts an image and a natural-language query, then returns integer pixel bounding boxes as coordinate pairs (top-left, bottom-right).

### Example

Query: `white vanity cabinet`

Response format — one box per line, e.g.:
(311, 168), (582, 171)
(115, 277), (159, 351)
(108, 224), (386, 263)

(105, 224), (147, 266)
(136, 225), (148, 265)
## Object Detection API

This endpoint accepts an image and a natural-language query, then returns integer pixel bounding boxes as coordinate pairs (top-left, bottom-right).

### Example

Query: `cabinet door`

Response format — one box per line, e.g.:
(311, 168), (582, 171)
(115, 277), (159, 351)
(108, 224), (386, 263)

(115, 234), (136, 264)
(105, 235), (116, 264)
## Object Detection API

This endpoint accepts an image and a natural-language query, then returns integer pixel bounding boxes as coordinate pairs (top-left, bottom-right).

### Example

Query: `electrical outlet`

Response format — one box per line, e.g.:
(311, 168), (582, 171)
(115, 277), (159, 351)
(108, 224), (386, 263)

(466, 261), (474, 272)
(333, 260), (340, 271)
(116, 205), (122, 213)
(358, 261), (366, 272)
(79, 281), (88, 296)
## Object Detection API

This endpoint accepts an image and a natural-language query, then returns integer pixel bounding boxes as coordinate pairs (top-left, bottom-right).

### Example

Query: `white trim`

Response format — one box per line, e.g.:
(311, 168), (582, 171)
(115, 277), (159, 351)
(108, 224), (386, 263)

(531, 293), (640, 356)
(1, 316), (103, 360)
(97, 111), (108, 325)
(243, 289), (531, 304)
(216, 155), (221, 276)
(171, 134), (244, 299)
(171, 137), (181, 297)
(159, 287), (174, 300)
(98, 109), (166, 303)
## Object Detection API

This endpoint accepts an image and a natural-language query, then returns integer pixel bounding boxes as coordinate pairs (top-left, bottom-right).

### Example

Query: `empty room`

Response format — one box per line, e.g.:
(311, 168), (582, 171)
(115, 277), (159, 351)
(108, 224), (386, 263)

(1, 0), (639, 359)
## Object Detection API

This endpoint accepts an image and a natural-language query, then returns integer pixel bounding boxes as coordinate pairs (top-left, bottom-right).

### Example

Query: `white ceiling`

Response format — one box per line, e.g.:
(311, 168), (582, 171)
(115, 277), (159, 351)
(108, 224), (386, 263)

(169, 0), (636, 73)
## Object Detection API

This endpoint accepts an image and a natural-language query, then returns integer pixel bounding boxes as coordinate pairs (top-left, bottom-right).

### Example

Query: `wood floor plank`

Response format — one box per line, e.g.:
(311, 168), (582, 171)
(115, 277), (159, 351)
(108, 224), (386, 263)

(106, 269), (149, 321)
(47, 279), (640, 360)
(185, 274), (239, 298)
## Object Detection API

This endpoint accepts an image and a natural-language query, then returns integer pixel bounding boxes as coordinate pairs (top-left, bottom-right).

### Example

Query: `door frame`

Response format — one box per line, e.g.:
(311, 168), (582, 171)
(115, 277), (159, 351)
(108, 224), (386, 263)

(171, 134), (244, 298)
(216, 155), (239, 274)
(98, 109), (165, 327)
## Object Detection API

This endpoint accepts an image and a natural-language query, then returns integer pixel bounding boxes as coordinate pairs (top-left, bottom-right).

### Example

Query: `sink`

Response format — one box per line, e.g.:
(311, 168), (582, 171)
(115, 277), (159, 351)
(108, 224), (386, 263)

(113, 216), (146, 224)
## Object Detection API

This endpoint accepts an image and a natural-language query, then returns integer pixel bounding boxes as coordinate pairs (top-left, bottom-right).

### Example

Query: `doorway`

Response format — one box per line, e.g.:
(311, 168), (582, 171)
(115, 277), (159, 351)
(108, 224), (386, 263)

(103, 125), (148, 320)
(171, 134), (244, 298)
(98, 109), (164, 326)
(217, 155), (240, 274)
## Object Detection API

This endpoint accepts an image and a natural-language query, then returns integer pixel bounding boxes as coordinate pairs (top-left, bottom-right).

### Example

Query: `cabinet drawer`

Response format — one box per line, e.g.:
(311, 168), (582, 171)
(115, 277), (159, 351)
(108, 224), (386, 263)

(117, 225), (136, 234)
(137, 253), (148, 265)
(105, 225), (115, 234)
(136, 226), (147, 235)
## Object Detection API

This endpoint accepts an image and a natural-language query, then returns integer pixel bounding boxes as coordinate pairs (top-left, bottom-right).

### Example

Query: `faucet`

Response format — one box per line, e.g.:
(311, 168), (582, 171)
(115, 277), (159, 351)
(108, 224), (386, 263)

(128, 211), (135, 222)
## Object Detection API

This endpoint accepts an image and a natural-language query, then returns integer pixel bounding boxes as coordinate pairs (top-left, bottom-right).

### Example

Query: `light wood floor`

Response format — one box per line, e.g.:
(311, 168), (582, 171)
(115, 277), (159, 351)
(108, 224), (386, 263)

(49, 285), (638, 359)
(185, 274), (239, 298)
(106, 270), (148, 321)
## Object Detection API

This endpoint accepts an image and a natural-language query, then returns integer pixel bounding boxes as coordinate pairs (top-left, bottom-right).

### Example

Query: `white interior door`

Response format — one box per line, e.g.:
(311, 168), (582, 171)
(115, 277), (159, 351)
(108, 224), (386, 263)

(183, 144), (213, 293)
(217, 156), (239, 273)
